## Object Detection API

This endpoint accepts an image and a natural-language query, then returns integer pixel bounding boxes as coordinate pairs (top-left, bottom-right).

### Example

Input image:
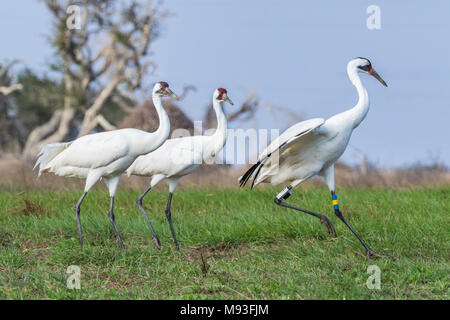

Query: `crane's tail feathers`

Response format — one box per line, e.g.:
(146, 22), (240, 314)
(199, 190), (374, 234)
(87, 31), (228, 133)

(34, 142), (72, 177)
(239, 161), (261, 188)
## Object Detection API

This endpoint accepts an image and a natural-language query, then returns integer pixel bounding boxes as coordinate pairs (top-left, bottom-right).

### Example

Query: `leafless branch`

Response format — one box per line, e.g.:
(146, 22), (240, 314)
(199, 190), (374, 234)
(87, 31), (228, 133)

(112, 95), (134, 114)
(96, 114), (117, 131)
(226, 93), (259, 122)
(0, 59), (23, 79)
(178, 85), (197, 101)
(0, 83), (23, 96)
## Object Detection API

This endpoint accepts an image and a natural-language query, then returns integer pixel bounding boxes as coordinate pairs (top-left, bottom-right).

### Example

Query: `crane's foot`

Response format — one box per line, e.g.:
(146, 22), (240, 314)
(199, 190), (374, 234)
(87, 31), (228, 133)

(115, 233), (126, 250)
(319, 215), (337, 237)
(153, 236), (161, 249)
(109, 215), (126, 250)
(120, 239), (126, 250)
(366, 248), (383, 259)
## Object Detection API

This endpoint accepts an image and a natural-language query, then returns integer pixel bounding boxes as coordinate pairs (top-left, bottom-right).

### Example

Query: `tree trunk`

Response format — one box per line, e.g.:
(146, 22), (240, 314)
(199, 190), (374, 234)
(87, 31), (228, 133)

(22, 71), (75, 159)
(77, 77), (121, 137)
(22, 107), (75, 158)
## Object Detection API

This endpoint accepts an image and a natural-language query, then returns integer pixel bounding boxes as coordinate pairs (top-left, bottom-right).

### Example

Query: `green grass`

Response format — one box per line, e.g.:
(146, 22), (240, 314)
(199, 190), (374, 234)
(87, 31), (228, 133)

(0, 186), (449, 299)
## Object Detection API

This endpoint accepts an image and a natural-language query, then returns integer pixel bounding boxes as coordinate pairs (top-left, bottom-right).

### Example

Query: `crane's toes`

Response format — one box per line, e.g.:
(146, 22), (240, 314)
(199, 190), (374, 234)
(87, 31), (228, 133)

(366, 248), (383, 259)
(319, 215), (337, 237)
(153, 237), (161, 249)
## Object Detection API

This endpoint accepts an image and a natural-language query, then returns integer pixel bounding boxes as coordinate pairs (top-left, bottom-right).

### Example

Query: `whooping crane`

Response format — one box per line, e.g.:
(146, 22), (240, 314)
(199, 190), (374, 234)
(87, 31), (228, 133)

(34, 82), (179, 249)
(126, 88), (234, 250)
(239, 58), (387, 258)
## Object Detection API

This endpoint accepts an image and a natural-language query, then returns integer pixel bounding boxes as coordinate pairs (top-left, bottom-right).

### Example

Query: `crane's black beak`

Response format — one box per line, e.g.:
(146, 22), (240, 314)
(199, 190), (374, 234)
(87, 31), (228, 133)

(369, 68), (388, 87)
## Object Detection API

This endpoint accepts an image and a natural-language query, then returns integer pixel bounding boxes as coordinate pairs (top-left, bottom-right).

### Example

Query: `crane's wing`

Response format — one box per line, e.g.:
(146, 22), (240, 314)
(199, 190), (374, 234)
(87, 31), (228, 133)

(239, 118), (325, 188)
(127, 136), (205, 178)
(46, 131), (130, 171)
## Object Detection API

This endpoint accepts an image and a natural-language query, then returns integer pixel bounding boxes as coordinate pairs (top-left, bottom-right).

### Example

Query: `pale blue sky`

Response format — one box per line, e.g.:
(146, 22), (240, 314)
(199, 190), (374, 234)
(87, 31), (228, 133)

(1, 0), (449, 167)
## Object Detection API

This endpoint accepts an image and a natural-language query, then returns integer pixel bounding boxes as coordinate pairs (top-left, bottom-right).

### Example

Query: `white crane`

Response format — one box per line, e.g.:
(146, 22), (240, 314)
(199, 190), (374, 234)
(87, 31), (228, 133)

(126, 88), (234, 250)
(34, 82), (179, 249)
(239, 57), (387, 257)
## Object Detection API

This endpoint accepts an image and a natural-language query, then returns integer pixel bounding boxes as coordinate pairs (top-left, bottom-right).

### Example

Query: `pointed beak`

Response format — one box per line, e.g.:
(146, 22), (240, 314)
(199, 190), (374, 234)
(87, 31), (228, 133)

(369, 68), (388, 87)
(224, 95), (234, 105)
(166, 88), (180, 100)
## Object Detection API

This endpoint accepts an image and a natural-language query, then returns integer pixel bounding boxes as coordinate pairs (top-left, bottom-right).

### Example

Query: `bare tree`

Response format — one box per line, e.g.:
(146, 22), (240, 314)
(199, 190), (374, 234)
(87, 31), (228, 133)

(0, 60), (25, 153)
(23, 0), (164, 158)
(0, 59), (23, 95)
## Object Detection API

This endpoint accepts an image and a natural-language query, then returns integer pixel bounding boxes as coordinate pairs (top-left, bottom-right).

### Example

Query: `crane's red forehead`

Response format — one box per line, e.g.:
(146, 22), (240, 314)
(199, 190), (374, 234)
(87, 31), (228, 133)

(159, 81), (169, 88)
(218, 88), (227, 94)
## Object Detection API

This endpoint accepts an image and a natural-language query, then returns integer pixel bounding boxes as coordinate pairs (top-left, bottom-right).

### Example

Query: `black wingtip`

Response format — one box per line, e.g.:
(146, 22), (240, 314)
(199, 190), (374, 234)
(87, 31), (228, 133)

(239, 161), (261, 188)
(250, 162), (264, 189)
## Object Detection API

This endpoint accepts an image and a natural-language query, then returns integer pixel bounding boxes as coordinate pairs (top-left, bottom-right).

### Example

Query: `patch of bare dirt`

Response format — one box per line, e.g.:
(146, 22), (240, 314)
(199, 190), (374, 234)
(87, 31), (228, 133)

(186, 242), (252, 276)
(6, 196), (46, 216)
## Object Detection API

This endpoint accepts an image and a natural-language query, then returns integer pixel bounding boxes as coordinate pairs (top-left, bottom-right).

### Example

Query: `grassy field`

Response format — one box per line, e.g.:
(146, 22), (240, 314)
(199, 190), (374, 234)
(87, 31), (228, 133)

(0, 186), (448, 299)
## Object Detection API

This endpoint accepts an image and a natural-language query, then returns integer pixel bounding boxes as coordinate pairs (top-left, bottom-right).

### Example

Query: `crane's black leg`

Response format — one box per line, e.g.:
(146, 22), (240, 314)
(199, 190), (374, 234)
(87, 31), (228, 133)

(108, 196), (125, 250)
(164, 192), (179, 251)
(331, 192), (381, 258)
(74, 192), (87, 246)
(274, 186), (337, 236)
(136, 186), (161, 248)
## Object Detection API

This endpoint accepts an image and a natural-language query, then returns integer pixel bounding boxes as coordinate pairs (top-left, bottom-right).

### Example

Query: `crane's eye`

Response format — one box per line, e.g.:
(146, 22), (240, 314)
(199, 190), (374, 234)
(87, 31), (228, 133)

(358, 65), (371, 72)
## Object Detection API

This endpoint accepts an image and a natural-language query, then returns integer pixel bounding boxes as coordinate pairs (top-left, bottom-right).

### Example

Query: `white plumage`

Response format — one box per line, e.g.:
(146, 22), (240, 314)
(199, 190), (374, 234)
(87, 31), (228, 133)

(240, 57), (387, 257)
(126, 88), (233, 249)
(34, 81), (179, 248)
(37, 129), (159, 179)
(250, 118), (326, 187)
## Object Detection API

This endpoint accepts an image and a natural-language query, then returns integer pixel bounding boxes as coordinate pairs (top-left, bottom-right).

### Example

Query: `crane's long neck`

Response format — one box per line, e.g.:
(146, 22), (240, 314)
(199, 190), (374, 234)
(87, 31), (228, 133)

(347, 67), (370, 129)
(207, 99), (228, 156)
(141, 94), (170, 153)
